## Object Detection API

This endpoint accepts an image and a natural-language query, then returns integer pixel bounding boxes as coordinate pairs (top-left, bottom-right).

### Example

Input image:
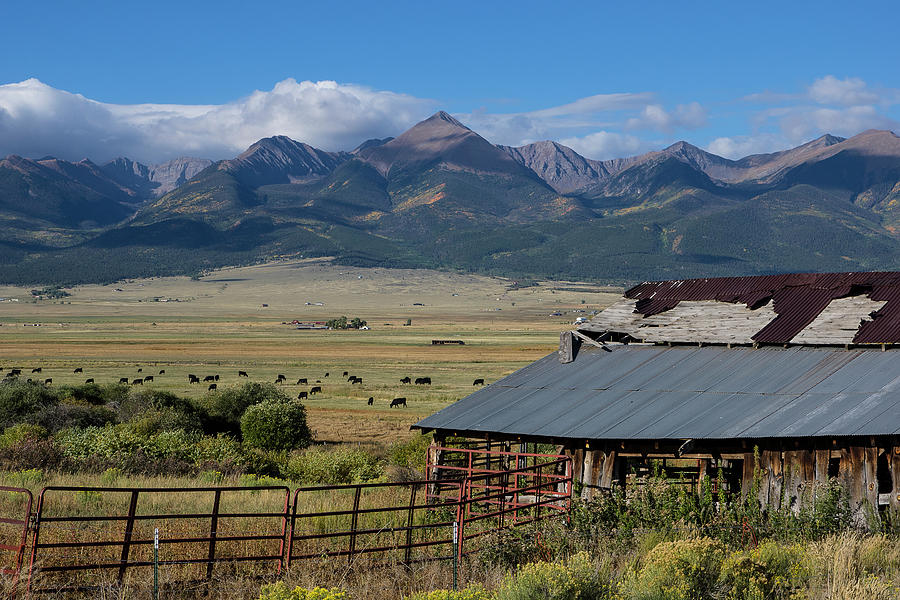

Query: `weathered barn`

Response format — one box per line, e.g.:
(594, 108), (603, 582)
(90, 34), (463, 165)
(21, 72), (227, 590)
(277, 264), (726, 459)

(414, 272), (900, 517)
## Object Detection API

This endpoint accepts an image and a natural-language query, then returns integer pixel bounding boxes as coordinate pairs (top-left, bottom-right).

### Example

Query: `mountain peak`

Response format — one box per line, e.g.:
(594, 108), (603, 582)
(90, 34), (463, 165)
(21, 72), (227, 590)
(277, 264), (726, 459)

(426, 111), (468, 129)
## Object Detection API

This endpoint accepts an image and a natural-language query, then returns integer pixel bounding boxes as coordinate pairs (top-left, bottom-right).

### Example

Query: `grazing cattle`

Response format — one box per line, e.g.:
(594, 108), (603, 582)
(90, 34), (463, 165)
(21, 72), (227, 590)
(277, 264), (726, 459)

(85, 378), (94, 384)
(238, 370), (249, 377)
(351, 378), (362, 385)
(208, 383), (217, 391)
(277, 374), (286, 381)
(309, 386), (322, 395)
(297, 378), (307, 384)
(400, 376), (411, 384)
(32, 367), (41, 373)
(342, 371), (349, 377)
(189, 375), (200, 384)
(414, 377), (432, 385)
(132, 378), (143, 386)
(159, 369), (165, 375)
(324, 372), (329, 377)
(297, 391), (308, 400)
(119, 377), (129, 384)
(214, 375), (220, 381)
(44, 378), (52, 385)
(390, 397), (407, 408)
(473, 378), (485, 386)
(315, 380), (321, 383)
(367, 397), (374, 405)
(73, 367), (83, 373)
(10, 369), (21, 376)
(144, 375), (153, 382)
(137, 368), (143, 373)
(26, 379), (32, 383)
(203, 375), (215, 382)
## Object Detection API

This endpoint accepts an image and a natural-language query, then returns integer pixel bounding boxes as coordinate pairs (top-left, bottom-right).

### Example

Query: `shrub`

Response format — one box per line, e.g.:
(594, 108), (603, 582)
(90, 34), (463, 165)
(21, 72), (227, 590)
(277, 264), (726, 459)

(617, 538), (724, 600)
(720, 540), (811, 600)
(388, 433), (432, 473)
(258, 581), (348, 600)
(405, 586), (493, 600)
(33, 404), (117, 432)
(496, 551), (610, 600)
(0, 423), (48, 448)
(205, 382), (291, 436)
(0, 379), (59, 428)
(0, 437), (66, 471)
(241, 401), (312, 451)
(286, 447), (383, 484)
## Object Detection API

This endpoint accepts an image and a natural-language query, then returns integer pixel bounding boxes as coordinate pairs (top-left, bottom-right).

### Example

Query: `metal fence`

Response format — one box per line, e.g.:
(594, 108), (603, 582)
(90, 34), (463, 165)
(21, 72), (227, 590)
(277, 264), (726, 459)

(0, 448), (572, 596)
(0, 486), (32, 596)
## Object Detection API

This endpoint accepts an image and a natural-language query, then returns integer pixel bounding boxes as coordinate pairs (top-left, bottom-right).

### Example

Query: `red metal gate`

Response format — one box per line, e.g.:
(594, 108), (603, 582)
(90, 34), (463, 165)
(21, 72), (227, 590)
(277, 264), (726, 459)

(0, 486), (32, 595)
(26, 485), (289, 595)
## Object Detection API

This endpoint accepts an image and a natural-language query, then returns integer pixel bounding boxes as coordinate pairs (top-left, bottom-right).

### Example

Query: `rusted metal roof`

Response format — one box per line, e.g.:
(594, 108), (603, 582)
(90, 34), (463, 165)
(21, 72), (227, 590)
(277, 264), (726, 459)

(616, 272), (900, 344)
(413, 345), (900, 441)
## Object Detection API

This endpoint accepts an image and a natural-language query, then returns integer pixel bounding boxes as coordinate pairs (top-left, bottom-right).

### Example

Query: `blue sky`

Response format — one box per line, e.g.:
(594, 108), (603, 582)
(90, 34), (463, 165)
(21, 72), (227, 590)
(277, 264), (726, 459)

(1, 0), (898, 163)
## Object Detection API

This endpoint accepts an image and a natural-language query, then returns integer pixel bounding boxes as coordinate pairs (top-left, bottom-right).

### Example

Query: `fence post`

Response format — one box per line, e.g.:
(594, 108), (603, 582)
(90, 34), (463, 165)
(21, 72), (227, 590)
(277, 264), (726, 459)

(452, 520), (458, 591)
(118, 490), (140, 584)
(153, 528), (159, 600)
(348, 486), (362, 563)
(287, 491), (298, 568)
(206, 489), (221, 580)
(277, 489), (289, 573)
(404, 484), (417, 565)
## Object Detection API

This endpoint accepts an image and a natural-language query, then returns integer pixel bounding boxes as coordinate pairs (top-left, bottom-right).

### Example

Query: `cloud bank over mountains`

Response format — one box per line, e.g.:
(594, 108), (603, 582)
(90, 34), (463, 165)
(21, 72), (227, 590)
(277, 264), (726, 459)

(0, 75), (897, 164)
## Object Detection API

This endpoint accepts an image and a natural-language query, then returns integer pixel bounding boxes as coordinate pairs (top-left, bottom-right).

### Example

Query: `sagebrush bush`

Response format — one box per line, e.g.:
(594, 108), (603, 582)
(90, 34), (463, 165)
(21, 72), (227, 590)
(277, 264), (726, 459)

(0, 423), (47, 448)
(258, 581), (348, 599)
(405, 586), (493, 600)
(241, 401), (312, 451)
(496, 551), (610, 600)
(0, 379), (59, 428)
(286, 447), (383, 484)
(617, 537), (724, 600)
(720, 539), (810, 600)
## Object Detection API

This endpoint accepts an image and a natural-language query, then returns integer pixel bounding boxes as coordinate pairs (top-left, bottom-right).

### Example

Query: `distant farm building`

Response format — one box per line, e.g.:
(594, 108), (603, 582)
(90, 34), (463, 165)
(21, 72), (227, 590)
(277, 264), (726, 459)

(415, 272), (900, 520)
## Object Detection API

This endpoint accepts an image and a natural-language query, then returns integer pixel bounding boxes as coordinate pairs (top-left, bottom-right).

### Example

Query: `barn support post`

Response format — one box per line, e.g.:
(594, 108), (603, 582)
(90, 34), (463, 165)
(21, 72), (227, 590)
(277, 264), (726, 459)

(843, 446), (880, 527)
(890, 447), (900, 511)
(741, 452), (756, 503)
(599, 450), (617, 489)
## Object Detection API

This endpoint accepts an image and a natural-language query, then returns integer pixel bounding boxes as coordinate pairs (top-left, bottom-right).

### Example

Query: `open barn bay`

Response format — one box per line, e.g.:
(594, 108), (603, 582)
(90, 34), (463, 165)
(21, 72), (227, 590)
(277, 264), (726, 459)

(0, 259), (620, 444)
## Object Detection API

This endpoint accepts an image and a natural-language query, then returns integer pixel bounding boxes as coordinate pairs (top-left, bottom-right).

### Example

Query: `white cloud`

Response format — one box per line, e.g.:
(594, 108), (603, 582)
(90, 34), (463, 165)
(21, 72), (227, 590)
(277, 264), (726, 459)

(558, 131), (647, 160)
(706, 134), (788, 159)
(624, 102), (707, 132)
(807, 75), (880, 106)
(0, 78), (436, 164)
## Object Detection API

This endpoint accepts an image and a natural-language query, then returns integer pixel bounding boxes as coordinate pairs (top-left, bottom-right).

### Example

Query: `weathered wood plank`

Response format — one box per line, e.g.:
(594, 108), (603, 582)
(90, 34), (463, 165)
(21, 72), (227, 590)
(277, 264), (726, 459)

(741, 452), (756, 503)
(890, 447), (900, 511)
(600, 450), (617, 489)
(558, 331), (575, 363)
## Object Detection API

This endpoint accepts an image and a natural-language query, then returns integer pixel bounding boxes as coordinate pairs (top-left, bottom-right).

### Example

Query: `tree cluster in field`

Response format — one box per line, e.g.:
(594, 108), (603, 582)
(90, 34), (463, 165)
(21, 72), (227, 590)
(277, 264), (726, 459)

(0, 378), (429, 483)
(325, 316), (367, 330)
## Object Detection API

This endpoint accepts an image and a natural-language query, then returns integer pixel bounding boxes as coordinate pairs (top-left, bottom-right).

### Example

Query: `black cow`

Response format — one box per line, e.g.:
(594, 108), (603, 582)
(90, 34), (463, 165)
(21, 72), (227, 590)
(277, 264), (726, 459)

(309, 386), (322, 395)
(351, 378), (362, 385)
(31, 367), (41, 373)
(73, 367), (83, 373)
(208, 383), (217, 391)
(189, 375), (200, 384)
(214, 374), (219, 381)
(473, 378), (485, 386)
(277, 374), (286, 381)
(44, 378), (52, 385)
(132, 378), (143, 385)
(10, 369), (21, 376)
(137, 368), (142, 373)
(144, 375), (154, 382)
(342, 371), (349, 377)
(390, 397), (407, 408)
(315, 380), (321, 383)
(119, 377), (129, 384)
(297, 378), (307, 384)
(203, 375), (215, 382)
(238, 370), (249, 377)
(400, 376), (411, 384)
(324, 372), (329, 377)
(367, 397), (374, 405)
(85, 378), (94, 384)
(414, 377), (432, 385)
(159, 369), (165, 375)
(298, 391), (308, 400)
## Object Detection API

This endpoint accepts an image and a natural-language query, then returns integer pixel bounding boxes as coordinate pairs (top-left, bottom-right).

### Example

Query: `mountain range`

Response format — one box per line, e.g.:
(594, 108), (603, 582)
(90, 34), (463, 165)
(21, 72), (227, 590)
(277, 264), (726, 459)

(2, 111), (900, 285)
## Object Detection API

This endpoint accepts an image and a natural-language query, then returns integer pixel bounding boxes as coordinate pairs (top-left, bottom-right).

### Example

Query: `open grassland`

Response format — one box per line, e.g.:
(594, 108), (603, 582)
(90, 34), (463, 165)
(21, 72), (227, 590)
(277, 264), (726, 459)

(0, 259), (621, 444)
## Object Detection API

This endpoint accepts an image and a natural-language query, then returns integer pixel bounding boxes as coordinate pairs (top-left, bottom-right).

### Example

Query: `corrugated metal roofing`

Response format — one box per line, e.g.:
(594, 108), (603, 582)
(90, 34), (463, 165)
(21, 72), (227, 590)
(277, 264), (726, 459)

(413, 345), (900, 440)
(619, 271), (900, 344)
